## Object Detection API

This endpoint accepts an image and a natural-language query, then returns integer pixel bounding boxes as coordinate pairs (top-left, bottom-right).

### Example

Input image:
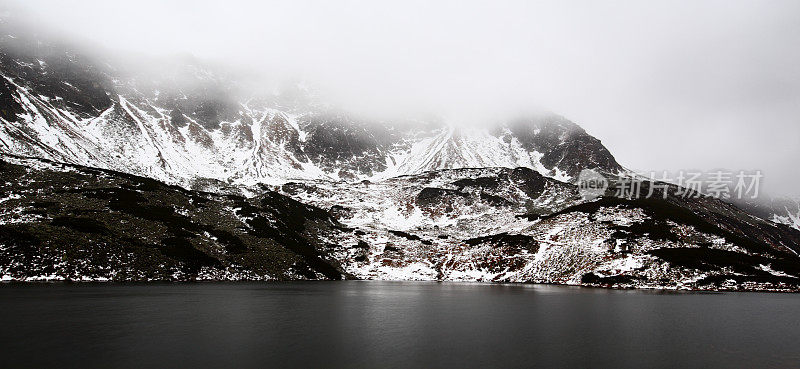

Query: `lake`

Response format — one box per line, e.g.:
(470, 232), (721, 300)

(1, 281), (799, 368)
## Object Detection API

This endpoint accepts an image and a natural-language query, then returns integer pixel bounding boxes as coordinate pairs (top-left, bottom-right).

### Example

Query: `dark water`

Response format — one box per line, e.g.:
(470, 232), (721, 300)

(1, 282), (799, 369)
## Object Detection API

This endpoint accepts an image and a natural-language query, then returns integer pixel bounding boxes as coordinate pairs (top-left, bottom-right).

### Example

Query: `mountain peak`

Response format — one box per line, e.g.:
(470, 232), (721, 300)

(0, 30), (622, 187)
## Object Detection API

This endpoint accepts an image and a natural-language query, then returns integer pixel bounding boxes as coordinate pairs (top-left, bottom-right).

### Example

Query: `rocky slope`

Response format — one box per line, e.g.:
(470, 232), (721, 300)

(4, 155), (800, 291)
(0, 154), (350, 281)
(284, 168), (800, 290)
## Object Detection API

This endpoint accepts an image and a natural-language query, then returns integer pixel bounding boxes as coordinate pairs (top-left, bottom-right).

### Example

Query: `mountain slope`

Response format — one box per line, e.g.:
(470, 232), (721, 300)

(0, 27), (622, 187)
(283, 168), (800, 290)
(0, 154), (350, 281)
(5, 155), (800, 290)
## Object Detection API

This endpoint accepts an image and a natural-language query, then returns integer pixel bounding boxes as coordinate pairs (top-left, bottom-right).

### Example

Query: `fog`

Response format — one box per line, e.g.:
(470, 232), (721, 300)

(7, 0), (800, 197)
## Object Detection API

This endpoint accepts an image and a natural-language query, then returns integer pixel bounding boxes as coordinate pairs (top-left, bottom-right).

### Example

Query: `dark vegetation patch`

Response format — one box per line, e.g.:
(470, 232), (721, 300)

(581, 273), (641, 286)
(611, 221), (678, 243)
(31, 201), (59, 209)
(480, 192), (513, 207)
(515, 213), (540, 221)
(0, 78), (25, 121)
(51, 217), (108, 234)
(648, 247), (800, 277)
(352, 241), (370, 262)
(0, 156), (348, 281)
(464, 233), (539, 253)
(281, 182), (318, 196)
(388, 230), (421, 241)
(207, 229), (247, 254)
(160, 237), (221, 272)
(387, 230), (433, 245)
(452, 176), (501, 190)
(415, 187), (470, 207)
(226, 194), (345, 280)
(506, 167), (547, 197)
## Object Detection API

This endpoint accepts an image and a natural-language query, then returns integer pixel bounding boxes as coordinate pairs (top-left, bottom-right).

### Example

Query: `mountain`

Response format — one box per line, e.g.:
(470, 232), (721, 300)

(2, 21), (800, 290)
(772, 201), (800, 230)
(4, 154), (800, 291)
(732, 197), (800, 232)
(283, 167), (800, 290)
(0, 25), (622, 188)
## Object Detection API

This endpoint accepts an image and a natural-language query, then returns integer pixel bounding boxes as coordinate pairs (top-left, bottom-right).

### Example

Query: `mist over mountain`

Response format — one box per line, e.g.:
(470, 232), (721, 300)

(4, 0), (800, 197)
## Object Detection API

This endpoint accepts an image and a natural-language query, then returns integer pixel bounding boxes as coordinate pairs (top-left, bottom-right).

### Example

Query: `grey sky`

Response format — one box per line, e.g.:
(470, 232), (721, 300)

(9, 0), (800, 197)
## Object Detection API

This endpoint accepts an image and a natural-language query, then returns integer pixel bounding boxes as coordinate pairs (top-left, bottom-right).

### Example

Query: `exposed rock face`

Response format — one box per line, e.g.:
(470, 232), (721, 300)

(505, 116), (622, 178)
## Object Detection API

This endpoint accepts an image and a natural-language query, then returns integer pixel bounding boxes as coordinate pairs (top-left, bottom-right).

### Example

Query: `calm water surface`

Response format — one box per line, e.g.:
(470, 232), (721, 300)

(1, 281), (799, 368)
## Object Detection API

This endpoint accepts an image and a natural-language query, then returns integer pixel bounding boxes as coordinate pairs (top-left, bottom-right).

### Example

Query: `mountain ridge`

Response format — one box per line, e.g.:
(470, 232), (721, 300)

(0, 26), (623, 187)
(2, 24), (800, 291)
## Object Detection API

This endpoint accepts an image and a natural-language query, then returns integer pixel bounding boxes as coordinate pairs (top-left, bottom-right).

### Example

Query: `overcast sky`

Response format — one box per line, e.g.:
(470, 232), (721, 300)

(9, 0), (800, 197)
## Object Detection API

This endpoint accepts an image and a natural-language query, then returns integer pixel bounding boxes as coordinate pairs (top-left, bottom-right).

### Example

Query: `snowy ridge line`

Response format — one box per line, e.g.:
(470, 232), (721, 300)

(1, 64), (626, 188)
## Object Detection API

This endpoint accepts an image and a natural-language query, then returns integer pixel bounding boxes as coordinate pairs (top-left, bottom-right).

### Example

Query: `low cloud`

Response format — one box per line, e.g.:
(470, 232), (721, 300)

(6, 0), (800, 196)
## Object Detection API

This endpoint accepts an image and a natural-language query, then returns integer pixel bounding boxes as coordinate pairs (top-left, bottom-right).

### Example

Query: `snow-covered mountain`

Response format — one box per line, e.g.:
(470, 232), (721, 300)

(0, 27), (622, 189)
(731, 196), (800, 232)
(773, 203), (800, 230)
(5, 154), (800, 291)
(3, 21), (800, 290)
